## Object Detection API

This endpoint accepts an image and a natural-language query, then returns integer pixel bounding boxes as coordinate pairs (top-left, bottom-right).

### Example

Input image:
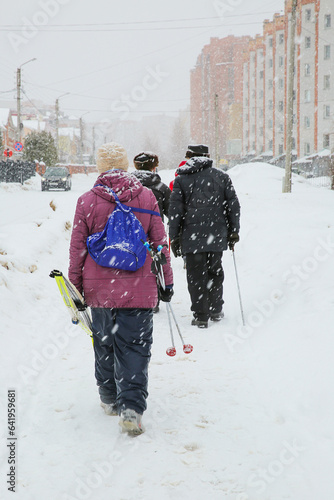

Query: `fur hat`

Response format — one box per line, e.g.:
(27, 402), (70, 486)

(96, 142), (129, 173)
(186, 144), (210, 157)
(133, 151), (159, 171)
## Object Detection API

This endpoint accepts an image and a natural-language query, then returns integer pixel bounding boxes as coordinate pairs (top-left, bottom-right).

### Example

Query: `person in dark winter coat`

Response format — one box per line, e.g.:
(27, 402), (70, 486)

(168, 144), (240, 328)
(69, 142), (173, 435)
(133, 151), (172, 313)
(132, 151), (171, 222)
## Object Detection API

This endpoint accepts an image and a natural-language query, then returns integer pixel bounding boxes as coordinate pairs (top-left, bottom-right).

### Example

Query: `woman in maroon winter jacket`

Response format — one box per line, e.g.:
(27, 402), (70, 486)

(69, 142), (173, 435)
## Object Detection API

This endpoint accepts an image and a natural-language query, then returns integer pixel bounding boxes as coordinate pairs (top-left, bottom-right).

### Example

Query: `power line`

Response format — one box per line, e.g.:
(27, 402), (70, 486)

(0, 22), (268, 32)
(0, 11), (282, 28)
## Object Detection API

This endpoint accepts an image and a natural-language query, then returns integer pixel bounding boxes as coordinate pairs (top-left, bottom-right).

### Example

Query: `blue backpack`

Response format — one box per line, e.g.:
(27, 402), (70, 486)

(87, 185), (161, 271)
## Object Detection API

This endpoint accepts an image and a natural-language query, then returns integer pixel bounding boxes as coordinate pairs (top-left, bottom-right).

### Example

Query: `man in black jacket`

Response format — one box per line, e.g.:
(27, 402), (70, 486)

(168, 144), (240, 328)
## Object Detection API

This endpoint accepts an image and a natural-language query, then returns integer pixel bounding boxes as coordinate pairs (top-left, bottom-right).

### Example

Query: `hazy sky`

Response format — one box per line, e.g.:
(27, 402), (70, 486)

(0, 0), (285, 125)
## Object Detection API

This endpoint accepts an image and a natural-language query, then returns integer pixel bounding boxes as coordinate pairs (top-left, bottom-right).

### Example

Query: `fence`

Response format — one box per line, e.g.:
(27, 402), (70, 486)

(0, 160), (36, 184)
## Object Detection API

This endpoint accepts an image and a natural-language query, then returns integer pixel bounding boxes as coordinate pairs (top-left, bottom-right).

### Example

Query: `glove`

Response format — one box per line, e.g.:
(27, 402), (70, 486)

(170, 237), (182, 258)
(228, 233), (239, 250)
(158, 285), (174, 302)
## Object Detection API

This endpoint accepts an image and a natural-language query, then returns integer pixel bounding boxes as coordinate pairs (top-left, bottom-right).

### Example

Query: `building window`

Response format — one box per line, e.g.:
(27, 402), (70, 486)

(324, 45), (331, 60)
(269, 37), (273, 47)
(259, 108), (263, 118)
(279, 33), (284, 44)
(245, 98), (249, 106)
(259, 89), (263, 98)
(269, 119), (273, 129)
(245, 114), (248, 122)
(279, 56), (284, 67)
(269, 100), (273, 110)
(259, 70), (264, 79)
(268, 79), (273, 89)
(260, 126), (264, 136)
(325, 14), (331, 28)
(324, 75), (330, 89)
(305, 36), (311, 49)
(305, 63), (311, 76)
(252, 106), (256, 116)
(304, 143), (311, 155)
(305, 89), (311, 103)
(323, 134), (330, 148)
(252, 125), (256, 133)
(252, 141), (256, 151)
(323, 104), (330, 118)
(279, 123), (284, 133)
(278, 101), (284, 112)
(279, 78), (284, 89)
(279, 144), (284, 154)
(304, 116), (311, 128)
(269, 58), (273, 68)
(306, 9), (311, 21)
(269, 139), (273, 150)
(293, 90), (296, 100)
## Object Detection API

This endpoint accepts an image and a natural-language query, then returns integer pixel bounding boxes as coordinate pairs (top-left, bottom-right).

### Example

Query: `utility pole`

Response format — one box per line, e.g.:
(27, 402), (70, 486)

(92, 126), (96, 164)
(55, 92), (69, 160)
(16, 68), (21, 143)
(283, 0), (298, 193)
(79, 112), (89, 165)
(16, 58), (37, 144)
(215, 93), (219, 168)
(55, 98), (59, 157)
(79, 116), (83, 164)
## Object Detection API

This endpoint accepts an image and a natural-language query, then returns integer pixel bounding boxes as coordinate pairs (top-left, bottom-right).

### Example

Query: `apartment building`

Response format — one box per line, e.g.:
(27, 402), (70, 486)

(191, 0), (333, 162)
(318, 0), (334, 152)
(190, 35), (250, 161)
(242, 0), (334, 158)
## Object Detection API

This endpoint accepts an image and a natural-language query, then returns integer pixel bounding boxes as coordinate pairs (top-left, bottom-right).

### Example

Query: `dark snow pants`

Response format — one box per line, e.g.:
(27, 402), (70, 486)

(185, 251), (224, 322)
(91, 308), (153, 415)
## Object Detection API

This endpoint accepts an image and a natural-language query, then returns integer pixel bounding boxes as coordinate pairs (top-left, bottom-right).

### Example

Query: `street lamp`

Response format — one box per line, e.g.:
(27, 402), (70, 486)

(16, 58), (37, 142)
(55, 92), (70, 158)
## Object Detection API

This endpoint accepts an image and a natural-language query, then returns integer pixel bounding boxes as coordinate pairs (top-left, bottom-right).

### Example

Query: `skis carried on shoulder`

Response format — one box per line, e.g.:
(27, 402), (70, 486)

(50, 270), (93, 338)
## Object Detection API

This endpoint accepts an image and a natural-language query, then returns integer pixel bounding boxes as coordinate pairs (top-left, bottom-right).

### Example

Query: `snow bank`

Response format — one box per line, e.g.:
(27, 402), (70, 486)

(1, 164), (334, 500)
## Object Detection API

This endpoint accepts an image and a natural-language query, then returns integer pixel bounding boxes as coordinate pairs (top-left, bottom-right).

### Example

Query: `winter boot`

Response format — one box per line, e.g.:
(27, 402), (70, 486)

(191, 319), (208, 329)
(210, 312), (224, 322)
(119, 408), (144, 435)
(100, 402), (118, 416)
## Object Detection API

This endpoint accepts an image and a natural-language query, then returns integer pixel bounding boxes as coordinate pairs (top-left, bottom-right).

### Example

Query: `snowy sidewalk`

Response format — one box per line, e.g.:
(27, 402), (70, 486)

(1, 165), (334, 499)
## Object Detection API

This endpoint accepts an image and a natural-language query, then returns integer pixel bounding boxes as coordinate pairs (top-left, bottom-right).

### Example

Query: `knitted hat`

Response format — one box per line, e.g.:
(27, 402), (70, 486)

(96, 142), (129, 173)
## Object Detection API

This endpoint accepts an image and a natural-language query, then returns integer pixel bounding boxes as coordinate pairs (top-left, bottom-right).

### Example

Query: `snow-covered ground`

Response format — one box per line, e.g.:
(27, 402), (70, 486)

(1, 163), (334, 500)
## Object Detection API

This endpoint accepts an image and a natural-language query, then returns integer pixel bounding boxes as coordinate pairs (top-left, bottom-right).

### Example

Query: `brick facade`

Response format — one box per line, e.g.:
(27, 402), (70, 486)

(190, 35), (250, 162)
(191, 0), (334, 161)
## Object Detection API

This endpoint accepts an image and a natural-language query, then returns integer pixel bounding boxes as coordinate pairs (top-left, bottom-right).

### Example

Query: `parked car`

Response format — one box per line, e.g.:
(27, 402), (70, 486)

(41, 167), (72, 191)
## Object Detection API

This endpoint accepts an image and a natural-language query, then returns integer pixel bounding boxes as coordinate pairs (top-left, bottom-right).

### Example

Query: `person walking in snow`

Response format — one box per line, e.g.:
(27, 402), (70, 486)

(132, 151), (171, 222)
(69, 142), (173, 434)
(168, 144), (240, 328)
(132, 151), (172, 314)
